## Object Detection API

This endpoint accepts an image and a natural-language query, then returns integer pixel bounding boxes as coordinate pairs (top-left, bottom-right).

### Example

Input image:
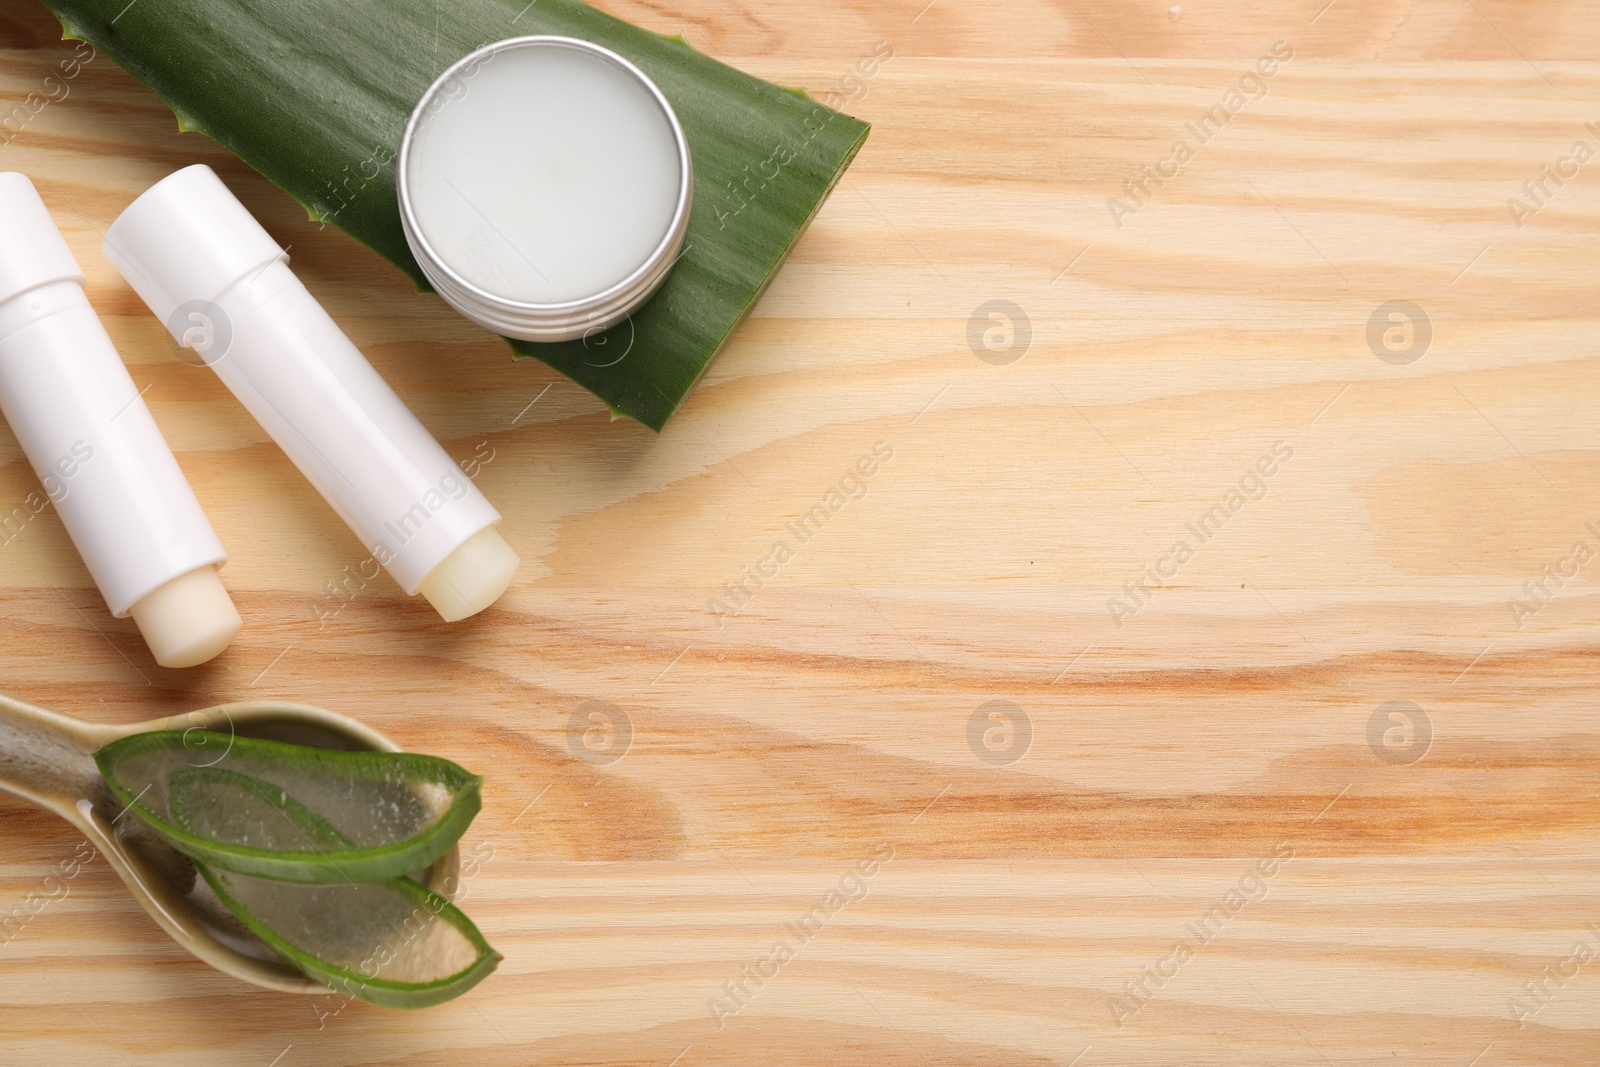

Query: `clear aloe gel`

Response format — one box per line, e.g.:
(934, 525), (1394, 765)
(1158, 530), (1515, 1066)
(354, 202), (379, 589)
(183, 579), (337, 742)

(94, 731), (482, 882)
(198, 863), (499, 1008)
(168, 765), (349, 853)
(96, 731), (498, 1006)
(168, 765), (496, 1008)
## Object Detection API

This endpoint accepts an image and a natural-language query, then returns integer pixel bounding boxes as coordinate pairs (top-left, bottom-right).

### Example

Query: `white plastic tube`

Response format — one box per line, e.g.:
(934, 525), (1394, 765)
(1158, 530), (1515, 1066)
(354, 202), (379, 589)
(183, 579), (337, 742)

(102, 165), (518, 621)
(0, 173), (240, 668)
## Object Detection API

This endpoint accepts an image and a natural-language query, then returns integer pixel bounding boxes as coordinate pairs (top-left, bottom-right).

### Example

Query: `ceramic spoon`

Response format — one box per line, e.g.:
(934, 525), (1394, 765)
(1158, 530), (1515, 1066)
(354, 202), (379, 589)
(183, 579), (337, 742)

(0, 690), (458, 994)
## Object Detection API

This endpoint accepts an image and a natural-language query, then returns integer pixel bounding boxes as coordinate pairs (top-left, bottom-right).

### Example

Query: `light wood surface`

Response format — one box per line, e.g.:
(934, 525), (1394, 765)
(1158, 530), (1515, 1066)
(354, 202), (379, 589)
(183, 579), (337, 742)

(2, 0), (1600, 1063)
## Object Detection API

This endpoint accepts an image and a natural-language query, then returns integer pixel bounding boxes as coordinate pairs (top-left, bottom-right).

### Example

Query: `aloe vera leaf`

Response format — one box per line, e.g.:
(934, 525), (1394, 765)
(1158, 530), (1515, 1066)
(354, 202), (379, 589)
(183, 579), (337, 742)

(40, 0), (871, 430)
(94, 731), (482, 883)
(198, 860), (500, 1008)
(168, 765), (350, 852)
(174, 768), (498, 1008)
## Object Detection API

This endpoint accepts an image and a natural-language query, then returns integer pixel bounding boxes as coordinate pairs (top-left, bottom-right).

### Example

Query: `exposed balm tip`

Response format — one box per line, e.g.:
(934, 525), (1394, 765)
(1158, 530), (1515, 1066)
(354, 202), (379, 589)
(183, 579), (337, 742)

(417, 527), (519, 622)
(127, 565), (242, 668)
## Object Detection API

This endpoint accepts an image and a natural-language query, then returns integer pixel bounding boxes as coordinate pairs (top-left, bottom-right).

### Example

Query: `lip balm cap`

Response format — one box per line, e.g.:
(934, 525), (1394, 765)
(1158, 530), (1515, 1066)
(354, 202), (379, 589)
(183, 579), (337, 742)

(101, 164), (284, 335)
(0, 173), (85, 305)
(127, 565), (242, 668)
(417, 526), (519, 622)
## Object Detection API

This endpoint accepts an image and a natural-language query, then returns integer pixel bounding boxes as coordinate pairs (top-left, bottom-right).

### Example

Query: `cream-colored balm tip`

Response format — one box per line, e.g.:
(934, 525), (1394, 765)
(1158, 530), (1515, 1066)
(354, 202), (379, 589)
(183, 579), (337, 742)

(417, 527), (520, 622)
(127, 565), (243, 668)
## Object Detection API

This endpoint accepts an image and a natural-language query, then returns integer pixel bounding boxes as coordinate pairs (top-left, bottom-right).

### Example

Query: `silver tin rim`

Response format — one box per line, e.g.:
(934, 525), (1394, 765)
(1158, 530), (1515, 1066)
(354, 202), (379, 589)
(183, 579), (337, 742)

(396, 35), (693, 343)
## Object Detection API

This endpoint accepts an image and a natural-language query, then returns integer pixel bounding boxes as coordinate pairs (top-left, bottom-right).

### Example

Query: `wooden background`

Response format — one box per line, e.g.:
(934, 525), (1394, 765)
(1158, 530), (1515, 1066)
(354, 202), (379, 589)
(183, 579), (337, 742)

(1, 0), (1598, 1062)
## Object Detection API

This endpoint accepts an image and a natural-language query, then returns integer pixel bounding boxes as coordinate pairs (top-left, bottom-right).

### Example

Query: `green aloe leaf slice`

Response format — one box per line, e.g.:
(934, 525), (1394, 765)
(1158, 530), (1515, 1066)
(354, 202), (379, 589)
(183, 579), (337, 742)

(199, 862), (500, 1008)
(94, 731), (482, 883)
(169, 766), (348, 852)
(174, 766), (498, 1007)
(41, 0), (871, 429)
(187, 777), (502, 1011)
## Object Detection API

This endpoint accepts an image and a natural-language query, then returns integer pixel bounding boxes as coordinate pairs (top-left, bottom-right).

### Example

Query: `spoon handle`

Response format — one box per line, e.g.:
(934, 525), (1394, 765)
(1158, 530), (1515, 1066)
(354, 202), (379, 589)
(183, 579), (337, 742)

(0, 691), (105, 819)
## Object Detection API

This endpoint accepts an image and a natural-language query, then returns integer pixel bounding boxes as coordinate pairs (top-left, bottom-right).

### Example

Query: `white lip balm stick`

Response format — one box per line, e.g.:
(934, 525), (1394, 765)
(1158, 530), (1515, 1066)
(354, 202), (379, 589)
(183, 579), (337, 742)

(102, 165), (518, 622)
(0, 173), (240, 668)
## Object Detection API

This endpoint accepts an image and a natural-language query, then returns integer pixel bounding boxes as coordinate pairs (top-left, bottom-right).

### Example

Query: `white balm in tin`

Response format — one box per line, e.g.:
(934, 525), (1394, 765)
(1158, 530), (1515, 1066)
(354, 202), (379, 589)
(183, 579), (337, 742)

(398, 36), (692, 342)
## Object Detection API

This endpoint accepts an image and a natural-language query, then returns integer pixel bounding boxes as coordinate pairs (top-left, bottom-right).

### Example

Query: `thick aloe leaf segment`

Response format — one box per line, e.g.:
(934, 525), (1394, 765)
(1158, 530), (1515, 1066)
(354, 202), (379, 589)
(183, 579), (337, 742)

(41, 0), (871, 430)
(94, 731), (481, 883)
(199, 861), (500, 1008)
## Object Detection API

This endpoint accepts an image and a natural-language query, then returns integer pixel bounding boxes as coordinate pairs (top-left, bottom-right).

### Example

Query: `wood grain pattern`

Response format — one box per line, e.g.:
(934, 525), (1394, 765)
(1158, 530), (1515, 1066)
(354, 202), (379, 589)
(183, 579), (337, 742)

(1, 0), (1599, 1063)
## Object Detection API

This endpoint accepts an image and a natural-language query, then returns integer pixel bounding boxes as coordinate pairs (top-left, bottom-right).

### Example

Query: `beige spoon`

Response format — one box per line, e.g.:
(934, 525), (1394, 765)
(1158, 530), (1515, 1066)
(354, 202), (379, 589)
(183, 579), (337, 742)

(0, 690), (459, 994)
